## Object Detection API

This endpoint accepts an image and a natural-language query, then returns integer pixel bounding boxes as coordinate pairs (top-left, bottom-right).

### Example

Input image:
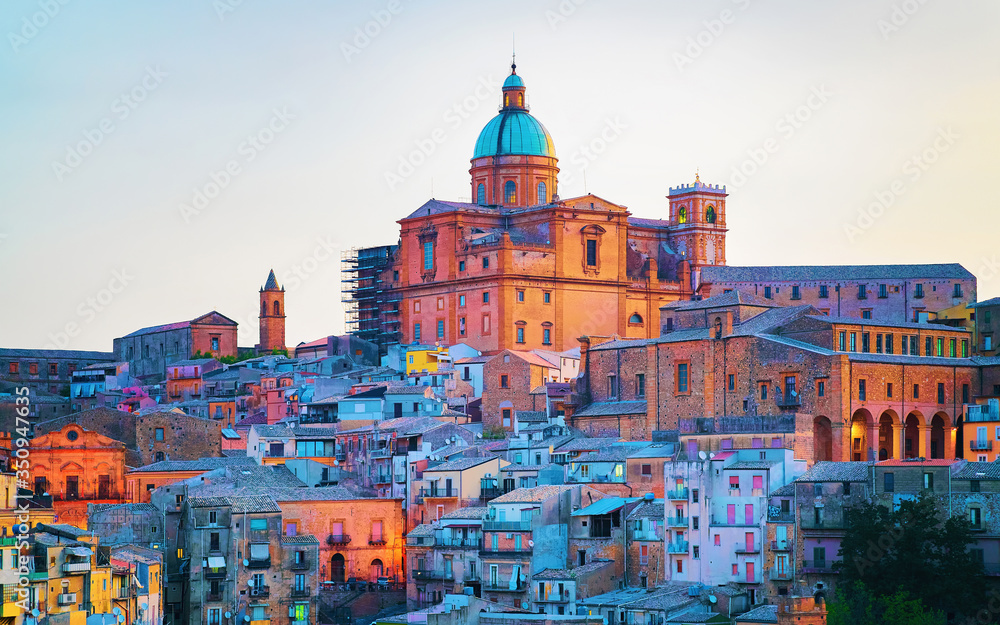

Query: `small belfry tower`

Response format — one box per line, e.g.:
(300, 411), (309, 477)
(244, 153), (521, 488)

(258, 269), (286, 354)
(667, 173), (729, 293)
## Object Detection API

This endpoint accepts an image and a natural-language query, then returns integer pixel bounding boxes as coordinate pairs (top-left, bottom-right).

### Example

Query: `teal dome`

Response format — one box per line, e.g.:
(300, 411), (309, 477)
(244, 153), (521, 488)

(473, 110), (556, 159)
(503, 73), (524, 89)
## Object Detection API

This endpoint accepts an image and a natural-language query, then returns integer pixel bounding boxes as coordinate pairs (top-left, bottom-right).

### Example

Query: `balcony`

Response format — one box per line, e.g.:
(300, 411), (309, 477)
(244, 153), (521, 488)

(327, 534), (351, 546)
(666, 487), (689, 501)
(801, 560), (840, 574)
(768, 511), (795, 523)
(769, 569), (793, 581)
(422, 487), (457, 499)
(369, 535), (387, 546)
(771, 540), (791, 552)
(483, 520), (531, 532)
(735, 542), (761, 555)
(632, 531), (662, 541)
(62, 561), (91, 574)
(971, 440), (993, 452)
(667, 541), (689, 554)
(438, 537), (481, 549)
(249, 585), (270, 599)
(247, 557), (271, 569)
(482, 581), (526, 593)
(480, 548), (533, 558)
(291, 587), (311, 598)
(394, 473), (407, 483)
(464, 570), (481, 583)
(536, 591), (570, 603)
(207, 592), (223, 602)
(479, 486), (506, 502)
(413, 569), (452, 581)
(667, 516), (688, 528)
(776, 394), (801, 409)
(374, 474), (391, 484)
(205, 568), (227, 580)
(291, 558), (309, 570)
(800, 518), (846, 531)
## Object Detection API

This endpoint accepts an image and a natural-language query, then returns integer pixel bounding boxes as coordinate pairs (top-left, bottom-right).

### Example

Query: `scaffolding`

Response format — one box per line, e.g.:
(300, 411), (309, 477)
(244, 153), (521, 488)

(341, 245), (400, 354)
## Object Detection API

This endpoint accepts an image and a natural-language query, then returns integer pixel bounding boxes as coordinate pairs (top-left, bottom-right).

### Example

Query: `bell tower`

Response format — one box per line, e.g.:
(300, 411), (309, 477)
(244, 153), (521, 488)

(258, 269), (286, 354)
(667, 174), (729, 294)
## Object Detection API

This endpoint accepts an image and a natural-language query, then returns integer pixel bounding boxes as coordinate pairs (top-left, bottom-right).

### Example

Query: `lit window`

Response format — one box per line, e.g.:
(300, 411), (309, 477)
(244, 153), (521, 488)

(504, 181), (516, 204)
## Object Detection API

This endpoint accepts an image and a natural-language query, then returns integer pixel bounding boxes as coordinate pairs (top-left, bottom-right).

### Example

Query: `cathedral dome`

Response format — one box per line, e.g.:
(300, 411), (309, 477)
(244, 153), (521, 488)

(473, 111), (556, 159)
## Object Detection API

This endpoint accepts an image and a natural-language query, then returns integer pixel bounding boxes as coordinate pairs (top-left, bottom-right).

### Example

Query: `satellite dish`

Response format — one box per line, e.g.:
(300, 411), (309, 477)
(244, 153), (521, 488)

(709, 595), (718, 604)
(521, 602), (529, 609)
(709, 453), (716, 459)
(476, 433), (482, 439)
(225, 612), (232, 619)
(243, 559), (250, 567)
(113, 608), (122, 616)
(118, 615), (126, 623)
(528, 540), (534, 547)
(244, 617), (251, 623)
(141, 603), (148, 611)
(698, 451), (707, 460)
(31, 609), (40, 617)
(333, 459), (339, 466)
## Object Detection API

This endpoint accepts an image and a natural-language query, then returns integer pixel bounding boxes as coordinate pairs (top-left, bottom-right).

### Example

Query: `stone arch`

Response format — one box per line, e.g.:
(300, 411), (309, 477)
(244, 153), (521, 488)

(813, 416), (833, 462)
(370, 558), (384, 581)
(330, 553), (345, 582)
(955, 412), (965, 459)
(930, 412), (949, 459)
(878, 410), (899, 460)
(273, 300), (280, 316)
(849, 409), (873, 461)
(904, 411), (923, 458)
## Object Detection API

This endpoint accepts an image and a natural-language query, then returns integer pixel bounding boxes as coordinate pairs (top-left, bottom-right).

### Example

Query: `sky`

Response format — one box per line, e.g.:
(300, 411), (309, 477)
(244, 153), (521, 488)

(1, 0), (998, 352)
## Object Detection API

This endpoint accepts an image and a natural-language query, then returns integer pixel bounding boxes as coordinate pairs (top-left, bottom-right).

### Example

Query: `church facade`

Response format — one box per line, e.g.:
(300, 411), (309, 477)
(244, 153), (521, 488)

(350, 63), (729, 354)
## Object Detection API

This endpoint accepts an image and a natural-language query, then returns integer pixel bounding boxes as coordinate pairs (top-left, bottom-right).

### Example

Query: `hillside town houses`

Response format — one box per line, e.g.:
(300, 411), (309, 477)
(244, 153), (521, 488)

(4, 64), (1000, 625)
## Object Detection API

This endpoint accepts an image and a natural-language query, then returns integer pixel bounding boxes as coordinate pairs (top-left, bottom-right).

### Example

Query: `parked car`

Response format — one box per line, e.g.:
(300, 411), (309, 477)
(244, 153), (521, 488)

(376, 576), (390, 590)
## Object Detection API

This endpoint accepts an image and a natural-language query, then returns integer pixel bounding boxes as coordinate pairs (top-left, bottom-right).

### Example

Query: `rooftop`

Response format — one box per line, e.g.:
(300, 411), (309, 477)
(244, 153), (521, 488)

(701, 263), (975, 283)
(490, 484), (575, 504)
(532, 559), (614, 580)
(425, 456), (495, 472)
(129, 455), (256, 473)
(736, 604), (778, 623)
(797, 461), (874, 482)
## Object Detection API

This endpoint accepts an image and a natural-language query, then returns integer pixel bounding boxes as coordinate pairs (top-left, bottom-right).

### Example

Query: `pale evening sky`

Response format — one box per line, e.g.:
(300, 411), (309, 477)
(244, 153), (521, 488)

(1, 0), (998, 351)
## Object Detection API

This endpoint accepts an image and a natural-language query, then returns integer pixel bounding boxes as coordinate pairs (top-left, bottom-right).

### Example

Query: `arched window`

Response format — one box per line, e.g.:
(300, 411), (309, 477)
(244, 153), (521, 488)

(261, 301), (266, 316)
(505, 181), (516, 204)
(629, 313), (643, 324)
(714, 317), (723, 339)
(678, 207), (687, 223)
(706, 206), (716, 223)
(518, 93), (524, 107)
(477, 183), (486, 205)
(537, 181), (547, 204)
(273, 301), (280, 316)
(504, 94), (509, 107)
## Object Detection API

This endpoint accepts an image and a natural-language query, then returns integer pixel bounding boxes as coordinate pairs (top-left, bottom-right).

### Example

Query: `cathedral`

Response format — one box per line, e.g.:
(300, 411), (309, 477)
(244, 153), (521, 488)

(345, 62), (729, 354)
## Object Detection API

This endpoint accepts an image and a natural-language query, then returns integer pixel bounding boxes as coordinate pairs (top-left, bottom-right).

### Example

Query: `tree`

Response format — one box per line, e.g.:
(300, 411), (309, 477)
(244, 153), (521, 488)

(838, 494), (985, 620)
(828, 582), (945, 625)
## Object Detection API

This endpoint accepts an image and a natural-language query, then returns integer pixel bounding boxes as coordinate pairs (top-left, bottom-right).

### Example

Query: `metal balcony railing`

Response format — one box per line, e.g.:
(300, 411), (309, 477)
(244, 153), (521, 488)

(536, 591), (570, 603)
(769, 569), (793, 581)
(971, 440), (993, 451)
(327, 534), (351, 546)
(801, 560), (839, 574)
(483, 520), (531, 532)
(667, 516), (688, 528)
(666, 488), (689, 500)
(735, 542), (760, 554)
(771, 540), (791, 551)
(667, 541), (689, 554)
(247, 557), (271, 569)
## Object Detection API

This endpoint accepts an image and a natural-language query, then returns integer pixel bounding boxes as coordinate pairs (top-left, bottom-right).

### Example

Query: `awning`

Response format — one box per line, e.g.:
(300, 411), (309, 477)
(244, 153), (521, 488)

(65, 546), (93, 557)
(207, 556), (226, 569)
(571, 497), (635, 517)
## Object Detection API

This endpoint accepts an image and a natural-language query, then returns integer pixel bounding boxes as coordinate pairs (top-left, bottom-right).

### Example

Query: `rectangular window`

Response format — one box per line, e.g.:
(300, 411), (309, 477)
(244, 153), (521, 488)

(858, 379), (866, 401)
(543, 292), (551, 304)
(482, 256), (489, 269)
(862, 333), (870, 353)
(886, 334), (894, 354)
(818, 380), (825, 397)
(49, 362), (58, 376)
(414, 323), (421, 342)
(676, 363), (689, 394)
(423, 241), (434, 271)
(876, 334), (883, 353)
(913, 383), (919, 399)
(500, 375), (509, 389)
(950, 338), (956, 358)
(887, 382), (893, 399)
(963, 384), (970, 405)
(483, 291), (489, 304)
(937, 382), (945, 404)
(437, 320), (445, 340)
(925, 336), (933, 356)
(482, 314), (491, 334)
(936, 337), (944, 357)
(764, 286), (772, 299)
(458, 260), (465, 272)
(923, 472), (934, 490)
(962, 340), (969, 358)
(879, 284), (888, 298)
(839, 331), (847, 351)
(586, 240), (597, 266)
(459, 317), (466, 336)
(902, 335), (909, 355)
(884, 472), (894, 492)
(636, 374), (646, 398)
(728, 373), (735, 391)
(862, 310), (872, 320)
(850, 333), (857, 352)
(155, 428), (164, 441)
(819, 285), (829, 298)
(516, 290), (524, 302)
(516, 327), (525, 344)
(858, 284), (867, 299)
(915, 283), (924, 298)
(608, 375), (617, 398)
(791, 285), (800, 300)
(542, 328), (551, 345)
(911, 335), (918, 355)
(760, 383), (768, 401)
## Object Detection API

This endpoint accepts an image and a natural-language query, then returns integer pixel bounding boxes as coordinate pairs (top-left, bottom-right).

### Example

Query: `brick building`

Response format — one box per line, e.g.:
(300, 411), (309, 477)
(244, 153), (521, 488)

(481, 350), (571, 432)
(113, 311), (238, 381)
(698, 264), (975, 324)
(0, 347), (115, 396)
(572, 290), (981, 462)
(258, 269), (286, 354)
